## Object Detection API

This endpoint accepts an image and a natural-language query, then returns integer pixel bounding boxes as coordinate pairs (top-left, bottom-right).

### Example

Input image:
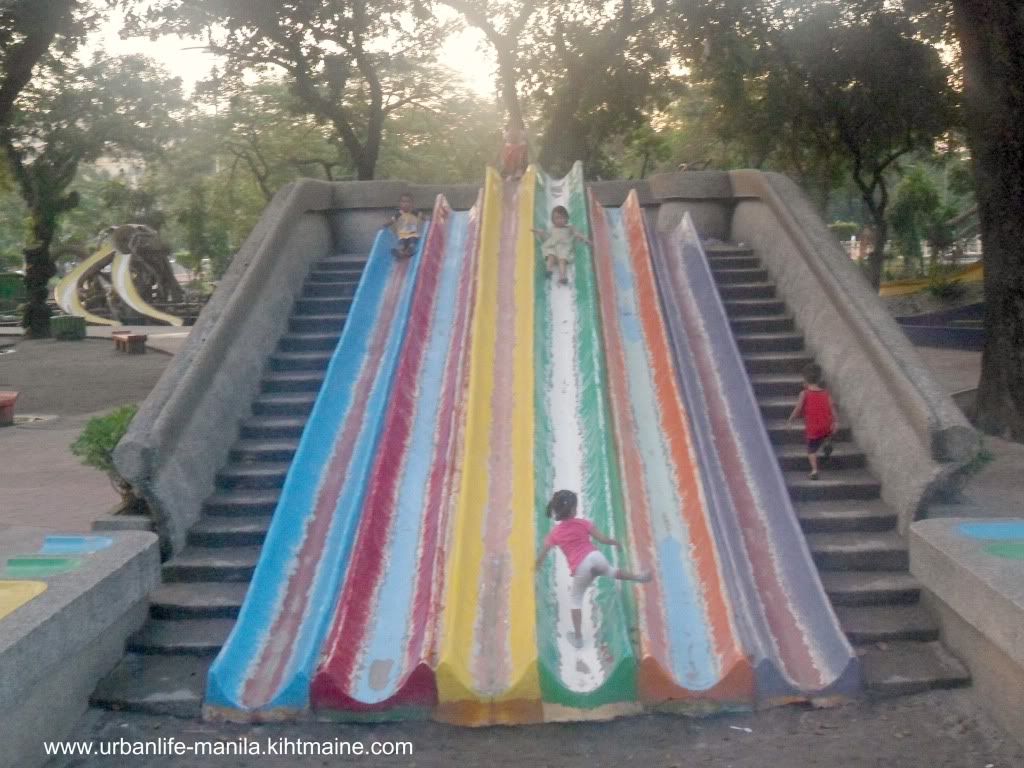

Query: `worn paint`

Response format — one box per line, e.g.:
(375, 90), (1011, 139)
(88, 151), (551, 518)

(311, 196), (481, 713)
(0, 581), (47, 620)
(204, 206), (429, 718)
(652, 211), (860, 702)
(533, 163), (637, 715)
(589, 191), (752, 705)
(436, 168), (541, 725)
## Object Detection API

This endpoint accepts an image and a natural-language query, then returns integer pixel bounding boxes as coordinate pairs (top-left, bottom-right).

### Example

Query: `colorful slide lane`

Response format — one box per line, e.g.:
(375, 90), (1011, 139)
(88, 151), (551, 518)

(532, 163), (639, 719)
(204, 200), (437, 720)
(650, 212), (860, 703)
(310, 195), (481, 716)
(435, 167), (540, 725)
(589, 191), (753, 708)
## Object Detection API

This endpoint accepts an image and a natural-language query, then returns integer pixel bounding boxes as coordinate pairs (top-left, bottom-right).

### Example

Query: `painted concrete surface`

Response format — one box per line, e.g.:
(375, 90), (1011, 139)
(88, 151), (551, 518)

(205, 213), (429, 718)
(311, 199), (479, 713)
(652, 212), (859, 703)
(0, 526), (158, 768)
(910, 518), (1024, 671)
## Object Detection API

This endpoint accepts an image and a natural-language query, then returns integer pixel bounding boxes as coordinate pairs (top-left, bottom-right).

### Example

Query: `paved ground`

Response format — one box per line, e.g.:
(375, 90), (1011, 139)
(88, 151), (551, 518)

(0, 338), (170, 532)
(46, 689), (1024, 768)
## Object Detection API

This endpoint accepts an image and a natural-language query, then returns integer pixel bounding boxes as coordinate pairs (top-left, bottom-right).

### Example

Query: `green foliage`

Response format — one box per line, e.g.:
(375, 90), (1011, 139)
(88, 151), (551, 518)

(926, 263), (968, 301)
(50, 314), (85, 339)
(71, 405), (137, 475)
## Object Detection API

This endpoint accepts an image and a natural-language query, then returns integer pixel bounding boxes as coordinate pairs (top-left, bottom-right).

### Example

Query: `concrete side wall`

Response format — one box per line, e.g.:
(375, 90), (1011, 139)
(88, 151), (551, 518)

(115, 181), (337, 557)
(923, 593), (1024, 749)
(729, 171), (978, 528)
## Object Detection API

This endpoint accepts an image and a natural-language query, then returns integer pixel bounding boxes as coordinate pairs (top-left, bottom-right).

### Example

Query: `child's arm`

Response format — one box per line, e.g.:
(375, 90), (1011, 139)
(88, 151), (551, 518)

(571, 227), (593, 246)
(829, 393), (838, 434)
(381, 213), (398, 230)
(531, 228), (547, 241)
(590, 528), (621, 549)
(787, 391), (806, 423)
(535, 541), (554, 571)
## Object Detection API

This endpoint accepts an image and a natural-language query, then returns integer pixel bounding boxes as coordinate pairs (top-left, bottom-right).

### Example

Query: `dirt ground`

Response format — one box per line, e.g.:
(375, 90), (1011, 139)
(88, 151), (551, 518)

(47, 689), (1024, 768)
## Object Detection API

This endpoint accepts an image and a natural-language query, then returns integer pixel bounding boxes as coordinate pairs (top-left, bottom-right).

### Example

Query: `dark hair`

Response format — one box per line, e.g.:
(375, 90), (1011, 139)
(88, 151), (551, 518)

(551, 206), (569, 222)
(546, 489), (578, 520)
(802, 363), (823, 386)
(399, 192), (413, 201)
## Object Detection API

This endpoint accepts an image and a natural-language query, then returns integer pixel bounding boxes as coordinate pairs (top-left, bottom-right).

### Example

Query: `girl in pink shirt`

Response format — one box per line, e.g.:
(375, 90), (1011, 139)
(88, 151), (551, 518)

(535, 489), (651, 648)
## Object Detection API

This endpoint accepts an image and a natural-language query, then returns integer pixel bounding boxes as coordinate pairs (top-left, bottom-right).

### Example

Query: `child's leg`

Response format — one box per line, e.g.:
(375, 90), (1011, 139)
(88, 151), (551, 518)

(571, 608), (582, 638)
(558, 257), (569, 283)
(545, 251), (556, 275)
(807, 437), (822, 478)
(614, 568), (653, 583)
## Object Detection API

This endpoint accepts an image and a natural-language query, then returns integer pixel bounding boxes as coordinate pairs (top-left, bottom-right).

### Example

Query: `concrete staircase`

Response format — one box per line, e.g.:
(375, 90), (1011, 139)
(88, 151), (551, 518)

(91, 253), (366, 717)
(706, 242), (971, 697)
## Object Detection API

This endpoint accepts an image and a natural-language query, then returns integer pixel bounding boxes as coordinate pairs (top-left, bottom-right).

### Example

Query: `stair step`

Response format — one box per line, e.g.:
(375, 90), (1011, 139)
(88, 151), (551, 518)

(775, 443), (866, 471)
(302, 280), (357, 298)
(786, 470), (882, 501)
(718, 282), (776, 300)
(162, 546), (261, 583)
(278, 331), (340, 352)
(808, 531), (909, 570)
(729, 315), (795, 335)
(750, 373), (806, 398)
(215, 462), (290, 490)
(203, 488), (280, 517)
(189, 516), (272, 548)
(765, 420), (852, 445)
(820, 571), (921, 606)
(230, 438), (300, 463)
(317, 252), (365, 268)
(127, 619), (234, 656)
(735, 333), (804, 354)
(289, 313), (347, 333)
(91, 654), (211, 717)
(252, 392), (317, 418)
(724, 298), (786, 317)
(835, 603), (939, 644)
(308, 268), (360, 283)
(240, 415), (306, 439)
(295, 296), (353, 315)
(861, 641), (970, 697)
(710, 267), (768, 284)
(795, 499), (897, 533)
(150, 582), (249, 619)
(261, 370), (325, 393)
(268, 350), (332, 372)
(743, 351), (815, 375)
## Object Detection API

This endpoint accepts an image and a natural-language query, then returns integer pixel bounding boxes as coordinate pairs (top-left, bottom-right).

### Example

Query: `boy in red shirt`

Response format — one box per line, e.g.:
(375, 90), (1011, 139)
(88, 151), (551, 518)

(787, 363), (837, 480)
(535, 490), (651, 649)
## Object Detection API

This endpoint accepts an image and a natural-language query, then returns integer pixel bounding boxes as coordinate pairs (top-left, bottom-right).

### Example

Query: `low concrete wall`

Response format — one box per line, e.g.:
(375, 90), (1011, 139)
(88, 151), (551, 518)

(911, 519), (1024, 746)
(0, 528), (159, 768)
(114, 181), (337, 557)
(730, 171), (978, 529)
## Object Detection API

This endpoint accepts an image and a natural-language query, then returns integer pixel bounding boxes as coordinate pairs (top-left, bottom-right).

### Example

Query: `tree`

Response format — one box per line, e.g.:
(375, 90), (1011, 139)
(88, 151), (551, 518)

(2, 54), (183, 337)
(138, 0), (446, 180)
(948, 0), (1024, 439)
(0, 0), (86, 128)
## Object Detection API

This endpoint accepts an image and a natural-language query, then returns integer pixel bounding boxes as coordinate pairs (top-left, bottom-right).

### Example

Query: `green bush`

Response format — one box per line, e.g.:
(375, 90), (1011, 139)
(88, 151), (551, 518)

(51, 314), (86, 340)
(926, 264), (967, 301)
(71, 405), (146, 514)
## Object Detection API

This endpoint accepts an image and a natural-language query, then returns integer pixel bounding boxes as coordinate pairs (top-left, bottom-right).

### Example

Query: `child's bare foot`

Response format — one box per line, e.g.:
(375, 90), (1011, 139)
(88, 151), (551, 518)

(567, 631), (583, 649)
(821, 439), (834, 461)
(637, 571), (653, 583)
(560, 276), (569, 285)
(808, 471), (819, 480)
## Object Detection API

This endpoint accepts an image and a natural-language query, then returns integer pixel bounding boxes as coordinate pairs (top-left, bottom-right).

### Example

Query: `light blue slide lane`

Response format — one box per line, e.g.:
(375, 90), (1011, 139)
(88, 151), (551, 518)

(205, 225), (428, 716)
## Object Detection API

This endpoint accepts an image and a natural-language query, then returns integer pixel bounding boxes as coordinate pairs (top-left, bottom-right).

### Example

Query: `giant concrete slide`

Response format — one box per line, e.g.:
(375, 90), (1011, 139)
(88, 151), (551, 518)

(197, 166), (869, 723)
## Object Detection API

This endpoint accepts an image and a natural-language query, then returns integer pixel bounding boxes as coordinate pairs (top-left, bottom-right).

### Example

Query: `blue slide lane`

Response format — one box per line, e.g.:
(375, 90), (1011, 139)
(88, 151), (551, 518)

(205, 224), (428, 717)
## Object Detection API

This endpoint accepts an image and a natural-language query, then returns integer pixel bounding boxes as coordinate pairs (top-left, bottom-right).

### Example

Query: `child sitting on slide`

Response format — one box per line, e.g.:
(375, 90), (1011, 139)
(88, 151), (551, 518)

(532, 206), (591, 285)
(535, 489), (651, 649)
(382, 193), (423, 259)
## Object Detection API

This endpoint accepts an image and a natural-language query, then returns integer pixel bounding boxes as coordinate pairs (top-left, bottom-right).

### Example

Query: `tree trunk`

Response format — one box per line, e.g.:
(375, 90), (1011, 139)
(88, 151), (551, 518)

(496, 48), (522, 124)
(952, 0), (1024, 439)
(21, 208), (58, 338)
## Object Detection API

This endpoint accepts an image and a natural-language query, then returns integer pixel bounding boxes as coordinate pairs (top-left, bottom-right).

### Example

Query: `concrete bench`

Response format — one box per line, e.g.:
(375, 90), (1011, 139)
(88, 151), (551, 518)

(0, 527), (159, 768)
(0, 391), (16, 427)
(911, 518), (1024, 747)
(112, 332), (147, 354)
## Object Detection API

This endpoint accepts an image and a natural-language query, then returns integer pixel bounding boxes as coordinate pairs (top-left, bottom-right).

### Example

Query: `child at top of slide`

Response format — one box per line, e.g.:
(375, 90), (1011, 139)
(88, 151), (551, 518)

(532, 206), (591, 286)
(500, 117), (528, 181)
(787, 363), (837, 480)
(535, 489), (651, 649)
(383, 193), (423, 259)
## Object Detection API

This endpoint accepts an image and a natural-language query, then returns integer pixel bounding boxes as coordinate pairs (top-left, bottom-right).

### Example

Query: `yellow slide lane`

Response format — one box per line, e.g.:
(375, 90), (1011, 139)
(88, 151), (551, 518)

(436, 167), (540, 725)
(111, 251), (184, 326)
(53, 243), (118, 326)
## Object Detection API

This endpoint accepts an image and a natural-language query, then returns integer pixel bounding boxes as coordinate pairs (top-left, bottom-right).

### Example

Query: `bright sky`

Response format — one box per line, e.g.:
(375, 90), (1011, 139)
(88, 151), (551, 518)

(93, 10), (496, 98)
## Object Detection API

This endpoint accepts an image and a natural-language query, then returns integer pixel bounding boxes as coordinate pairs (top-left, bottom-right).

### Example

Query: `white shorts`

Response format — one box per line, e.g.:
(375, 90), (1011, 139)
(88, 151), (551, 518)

(570, 550), (615, 609)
